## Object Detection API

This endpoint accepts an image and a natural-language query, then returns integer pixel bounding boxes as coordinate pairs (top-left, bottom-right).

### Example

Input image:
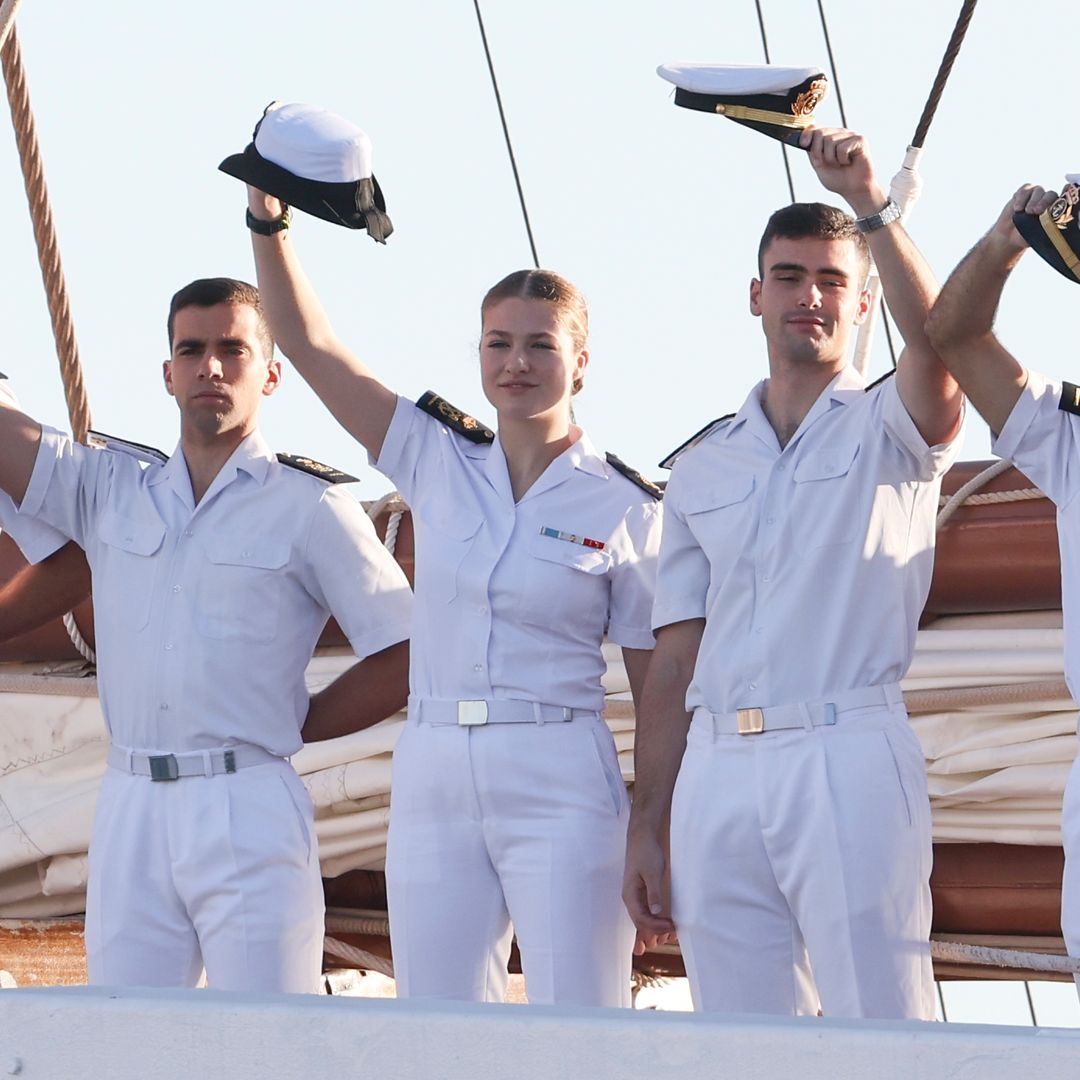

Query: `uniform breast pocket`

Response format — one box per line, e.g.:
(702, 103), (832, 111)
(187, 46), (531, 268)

(682, 475), (757, 573)
(413, 504), (483, 604)
(97, 510), (166, 630)
(197, 539), (290, 642)
(791, 443), (861, 549)
(519, 534), (613, 628)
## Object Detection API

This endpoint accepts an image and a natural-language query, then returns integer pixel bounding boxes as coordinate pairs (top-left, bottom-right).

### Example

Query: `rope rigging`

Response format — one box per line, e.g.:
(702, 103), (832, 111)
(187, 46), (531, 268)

(752, 0), (796, 206)
(471, 0), (540, 269)
(1, 17), (92, 442)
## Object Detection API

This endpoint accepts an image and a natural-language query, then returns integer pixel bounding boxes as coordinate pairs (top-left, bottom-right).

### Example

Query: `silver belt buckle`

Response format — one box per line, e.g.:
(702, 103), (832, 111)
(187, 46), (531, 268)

(148, 754), (180, 781)
(458, 701), (489, 727)
(736, 708), (765, 736)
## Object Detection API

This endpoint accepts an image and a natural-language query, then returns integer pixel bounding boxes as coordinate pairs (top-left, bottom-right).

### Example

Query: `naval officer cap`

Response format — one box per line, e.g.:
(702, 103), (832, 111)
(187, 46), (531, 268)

(657, 63), (828, 146)
(219, 102), (393, 242)
(1014, 176), (1080, 284)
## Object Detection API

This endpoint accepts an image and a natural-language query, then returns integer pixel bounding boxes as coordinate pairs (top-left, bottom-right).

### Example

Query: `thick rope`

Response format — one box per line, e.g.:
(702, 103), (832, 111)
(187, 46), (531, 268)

(0, 0), (23, 53)
(61, 612), (95, 665)
(322, 936), (394, 979)
(911, 0), (979, 150)
(940, 486), (1044, 509)
(936, 458), (1014, 527)
(904, 679), (1070, 714)
(931, 938), (1080, 977)
(1, 25), (92, 442)
(325, 909), (390, 937)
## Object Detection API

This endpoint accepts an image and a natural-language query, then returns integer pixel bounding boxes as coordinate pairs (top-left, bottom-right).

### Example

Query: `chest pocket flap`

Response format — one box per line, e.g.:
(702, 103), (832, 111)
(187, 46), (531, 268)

(793, 443), (860, 484)
(416, 503), (484, 542)
(530, 534), (613, 574)
(98, 509), (166, 557)
(680, 474), (755, 515)
(204, 539), (291, 570)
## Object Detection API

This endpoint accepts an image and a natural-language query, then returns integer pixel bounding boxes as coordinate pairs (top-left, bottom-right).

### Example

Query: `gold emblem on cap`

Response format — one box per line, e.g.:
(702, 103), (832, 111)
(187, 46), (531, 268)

(1050, 184), (1079, 231)
(791, 78), (827, 117)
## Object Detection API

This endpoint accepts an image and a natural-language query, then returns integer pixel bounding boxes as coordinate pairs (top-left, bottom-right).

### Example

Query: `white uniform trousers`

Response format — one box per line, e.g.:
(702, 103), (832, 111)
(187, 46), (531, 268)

(85, 758), (324, 992)
(385, 712), (634, 1006)
(670, 695), (934, 1019)
(1061, 755), (1080, 995)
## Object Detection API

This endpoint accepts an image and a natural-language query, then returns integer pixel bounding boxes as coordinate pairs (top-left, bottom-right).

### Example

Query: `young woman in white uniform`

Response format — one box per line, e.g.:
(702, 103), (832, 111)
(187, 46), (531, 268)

(246, 191), (662, 1006)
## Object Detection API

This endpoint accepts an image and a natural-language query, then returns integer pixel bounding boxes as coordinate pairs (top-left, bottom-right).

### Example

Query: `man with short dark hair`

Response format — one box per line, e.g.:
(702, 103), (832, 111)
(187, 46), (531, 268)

(623, 128), (964, 1018)
(0, 277), (413, 991)
(926, 182), (1080, 994)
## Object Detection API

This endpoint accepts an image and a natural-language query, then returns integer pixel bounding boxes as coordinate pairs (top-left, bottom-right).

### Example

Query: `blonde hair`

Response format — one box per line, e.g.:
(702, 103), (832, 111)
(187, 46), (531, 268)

(480, 269), (589, 356)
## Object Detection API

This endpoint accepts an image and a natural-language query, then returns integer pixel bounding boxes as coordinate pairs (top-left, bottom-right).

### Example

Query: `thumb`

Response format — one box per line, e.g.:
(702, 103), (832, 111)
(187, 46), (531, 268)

(643, 865), (665, 916)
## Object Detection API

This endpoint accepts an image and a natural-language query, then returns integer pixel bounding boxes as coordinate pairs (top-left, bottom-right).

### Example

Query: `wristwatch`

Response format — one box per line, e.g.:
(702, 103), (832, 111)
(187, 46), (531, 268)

(854, 198), (902, 234)
(245, 206), (291, 235)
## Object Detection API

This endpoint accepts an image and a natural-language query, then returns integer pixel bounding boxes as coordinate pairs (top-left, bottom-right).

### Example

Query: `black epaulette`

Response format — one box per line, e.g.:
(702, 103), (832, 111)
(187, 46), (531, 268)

(87, 430), (169, 466)
(417, 390), (495, 444)
(658, 415), (735, 471)
(606, 452), (663, 500)
(277, 454), (358, 484)
(0, 371), (7, 380)
(864, 368), (896, 393)
(1060, 382), (1080, 415)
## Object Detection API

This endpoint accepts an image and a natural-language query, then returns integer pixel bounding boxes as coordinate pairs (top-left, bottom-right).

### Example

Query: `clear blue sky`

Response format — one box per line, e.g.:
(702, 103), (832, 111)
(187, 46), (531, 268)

(1, 0), (1073, 498)
(1, 0), (1077, 1024)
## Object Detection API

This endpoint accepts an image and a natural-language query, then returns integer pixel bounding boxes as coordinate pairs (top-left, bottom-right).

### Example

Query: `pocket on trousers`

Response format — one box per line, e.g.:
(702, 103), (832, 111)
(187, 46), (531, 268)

(588, 725), (628, 817)
(278, 772), (315, 864)
(882, 727), (921, 828)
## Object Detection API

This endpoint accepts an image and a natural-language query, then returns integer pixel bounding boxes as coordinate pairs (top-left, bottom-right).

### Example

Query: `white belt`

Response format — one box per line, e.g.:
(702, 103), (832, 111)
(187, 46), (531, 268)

(412, 696), (599, 727)
(698, 683), (904, 736)
(107, 743), (282, 781)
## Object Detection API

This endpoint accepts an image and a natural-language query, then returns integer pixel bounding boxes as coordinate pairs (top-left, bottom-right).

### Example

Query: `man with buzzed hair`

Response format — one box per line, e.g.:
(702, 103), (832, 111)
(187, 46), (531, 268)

(0, 276), (413, 992)
(624, 128), (964, 1019)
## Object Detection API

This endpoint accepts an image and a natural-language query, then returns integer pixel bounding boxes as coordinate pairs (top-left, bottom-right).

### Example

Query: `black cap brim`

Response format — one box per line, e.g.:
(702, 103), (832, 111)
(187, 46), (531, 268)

(219, 144), (388, 232)
(1014, 210), (1080, 284)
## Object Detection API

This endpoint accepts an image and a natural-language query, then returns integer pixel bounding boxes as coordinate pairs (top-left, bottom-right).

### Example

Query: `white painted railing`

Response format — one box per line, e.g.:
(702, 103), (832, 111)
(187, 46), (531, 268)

(1, 987), (1079, 1079)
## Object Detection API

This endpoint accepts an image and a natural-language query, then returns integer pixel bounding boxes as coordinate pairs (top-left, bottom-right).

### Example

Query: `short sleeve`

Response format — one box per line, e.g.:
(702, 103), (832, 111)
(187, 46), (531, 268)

(371, 395), (431, 504)
(877, 375), (963, 482)
(992, 370), (1077, 506)
(0, 494), (68, 564)
(651, 462), (711, 631)
(607, 500), (662, 650)
(302, 485), (413, 659)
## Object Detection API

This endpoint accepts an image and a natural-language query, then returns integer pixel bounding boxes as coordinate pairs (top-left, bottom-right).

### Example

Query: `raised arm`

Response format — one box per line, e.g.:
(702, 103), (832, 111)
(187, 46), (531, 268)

(0, 536), (90, 644)
(802, 128), (963, 446)
(247, 188), (399, 459)
(622, 617), (703, 953)
(925, 185), (1055, 436)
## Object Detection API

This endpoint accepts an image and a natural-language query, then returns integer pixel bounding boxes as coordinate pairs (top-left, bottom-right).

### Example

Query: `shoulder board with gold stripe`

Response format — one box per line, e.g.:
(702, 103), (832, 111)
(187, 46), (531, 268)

(605, 452), (663, 500)
(864, 368), (896, 393)
(658, 415), (735, 471)
(87, 429), (169, 466)
(416, 390), (495, 444)
(1059, 381), (1080, 415)
(277, 453), (358, 484)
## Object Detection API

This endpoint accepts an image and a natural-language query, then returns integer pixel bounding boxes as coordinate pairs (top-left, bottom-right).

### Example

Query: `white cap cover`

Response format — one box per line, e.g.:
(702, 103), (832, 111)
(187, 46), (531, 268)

(254, 102), (374, 184)
(657, 62), (825, 96)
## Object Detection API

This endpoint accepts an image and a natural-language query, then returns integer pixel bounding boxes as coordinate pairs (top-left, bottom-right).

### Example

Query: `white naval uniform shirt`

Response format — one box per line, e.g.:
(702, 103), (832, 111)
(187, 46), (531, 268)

(376, 396), (662, 713)
(993, 371), (1080, 698)
(19, 425), (413, 755)
(0, 380), (68, 564)
(654, 366), (961, 713)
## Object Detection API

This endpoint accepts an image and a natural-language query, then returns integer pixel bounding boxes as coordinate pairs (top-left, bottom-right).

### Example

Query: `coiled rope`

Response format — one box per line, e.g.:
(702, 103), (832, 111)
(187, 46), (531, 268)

(1, 15), (92, 442)
(930, 938), (1080, 978)
(936, 459), (1045, 528)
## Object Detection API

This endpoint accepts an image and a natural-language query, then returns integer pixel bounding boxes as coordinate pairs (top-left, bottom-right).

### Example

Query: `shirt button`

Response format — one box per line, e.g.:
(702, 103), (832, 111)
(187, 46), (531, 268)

(756, 627), (764, 634)
(160, 703), (169, 711)
(477, 605), (487, 615)
(172, 585), (182, 593)
(766, 517), (775, 525)
(183, 530), (193, 538)
(164, 643), (174, 651)
(472, 663), (483, 672)
(761, 575), (770, 582)
(777, 464), (786, 472)
(749, 682), (757, 691)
